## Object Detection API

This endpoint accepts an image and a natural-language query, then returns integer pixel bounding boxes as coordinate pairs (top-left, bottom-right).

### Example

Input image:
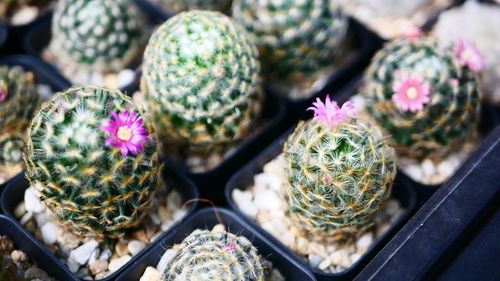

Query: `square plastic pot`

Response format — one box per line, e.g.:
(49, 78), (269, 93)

(0, 164), (200, 281)
(115, 207), (318, 281)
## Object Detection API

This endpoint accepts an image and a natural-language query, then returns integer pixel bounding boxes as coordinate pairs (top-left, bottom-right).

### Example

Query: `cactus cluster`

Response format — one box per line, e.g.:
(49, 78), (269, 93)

(24, 86), (161, 238)
(141, 10), (262, 156)
(232, 0), (347, 90)
(49, 0), (145, 76)
(361, 33), (481, 160)
(154, 0), (232, 13)
(160, 228), (270, 281)
(282, 97), (396, 242)
(0, 65), (39, 166)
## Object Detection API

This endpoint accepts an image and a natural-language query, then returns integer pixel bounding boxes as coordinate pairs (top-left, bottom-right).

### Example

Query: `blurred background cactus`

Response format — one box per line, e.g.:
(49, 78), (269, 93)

(0, 65), (39, 168)
(159, 228), (271, 281)
(282, 97), (395, 243)
(361, 33), (481, 161)
(141, 10), (262, 158)
(152, 0), (232, 13)
(24, 86), (161, 238)
(232, 0), (347, 97)
(48, 0), (145, 84)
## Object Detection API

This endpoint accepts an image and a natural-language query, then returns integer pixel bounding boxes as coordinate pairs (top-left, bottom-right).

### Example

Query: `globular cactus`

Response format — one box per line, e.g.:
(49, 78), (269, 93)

(0, 65), (39, 135)
(282, 96), (396, 242)
(0, 135), (23, 165)
(160, 228), (271, 281)
(361, 32), (482, 160)
(49, 0), (145, 75)
(24, 86), (161, 238)
(154, 0), (232, 13)
(232, 0), (347, 91)
(141, 10), (261, 156)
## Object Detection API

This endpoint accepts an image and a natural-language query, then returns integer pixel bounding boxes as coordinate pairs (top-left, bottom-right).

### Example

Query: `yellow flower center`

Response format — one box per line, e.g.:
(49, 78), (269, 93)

(461, 50), (473, 60)
(117, 126), (132, 141)
(406, 87), (418, 100)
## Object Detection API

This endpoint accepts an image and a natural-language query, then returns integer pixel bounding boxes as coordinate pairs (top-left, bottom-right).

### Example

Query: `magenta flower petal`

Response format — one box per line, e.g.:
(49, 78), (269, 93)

(454, 39), (484, 72)
(392, 75), (431, 113)
(101, 110), (150, 157)
(307, 95), (356, 129)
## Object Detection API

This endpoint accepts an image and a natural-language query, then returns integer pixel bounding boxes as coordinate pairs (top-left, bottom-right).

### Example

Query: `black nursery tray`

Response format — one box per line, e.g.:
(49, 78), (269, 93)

(115, 207), (318, 281)
(0, 165), (200, 281)
(0, 214), (78, 281)
(225, 127), (418, 281)
(355, 124), (500, 281)
(0, 54), (70, 197)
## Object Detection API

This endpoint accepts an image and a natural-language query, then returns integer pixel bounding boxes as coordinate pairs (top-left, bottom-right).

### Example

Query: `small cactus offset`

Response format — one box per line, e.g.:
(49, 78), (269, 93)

(141, 10), (262, 156)
(361, 32), (482, 160)
(160, 228), (271, 281)
(0, 134), (23, 165)
(49, 0), (145, 74)
(155, 0), (232, 13)
(282, 96), (396, 242)
(24, 86), (161, 238)
(0, 65), (39, 135)
(232, 0), (347, 90)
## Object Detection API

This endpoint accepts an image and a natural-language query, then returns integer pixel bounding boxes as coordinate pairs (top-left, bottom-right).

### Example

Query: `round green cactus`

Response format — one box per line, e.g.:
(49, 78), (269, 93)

(0, 65), (39, 135)
(141, 10), (262, 156)
(24, 86), (161, 238)
(154, 0), (232, 13)
(0, 135), (23, 165)
(160, 229), (270, 281)
(49, 0), (145, 74)
(361, 33), (481, 160)
(232, 0), (347, 90)
(282, 97), (396, 242)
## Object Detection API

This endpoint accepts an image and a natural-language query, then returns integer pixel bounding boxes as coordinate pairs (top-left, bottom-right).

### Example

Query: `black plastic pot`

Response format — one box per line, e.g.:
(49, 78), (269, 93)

(355, 124), (500, 281)
(225, 128), (418, 281)
(133, 0), (173, 22)
(0, 54), (70, 198)
(115, 207), (318, 281)
(0, 21), (8, 54)
(0, 164), (200, 281)
(0, 214), (78, 281)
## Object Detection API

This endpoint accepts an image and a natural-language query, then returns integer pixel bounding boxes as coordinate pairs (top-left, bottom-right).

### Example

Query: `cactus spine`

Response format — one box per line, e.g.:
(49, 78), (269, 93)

(141, 10), (262, 156)
(160, 228), (270, 281)
(282, 97), (396, 242)
(232, 0), (347, 90)
(24, 86), (161, 238)
(49, 0), (145, 75)
(361, 34), (481, 160)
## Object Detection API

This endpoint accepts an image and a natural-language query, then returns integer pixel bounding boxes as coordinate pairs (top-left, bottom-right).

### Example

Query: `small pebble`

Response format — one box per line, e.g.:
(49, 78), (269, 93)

(421, 159), (435, 178)
(70, 240), (99, 265)
(115, 242), (129, 257)
(308, 255), (323, 268)
(128, 240), (146, 256)
(89, 260), (108, 275)
(40, 222), (60, 245)
(14, 201), (26, 218)
(319, 258), (332, 270)
(118, 69), (135, 87)
(356, 233), (374, 251)
(108, 255), (131, 273)
(140, 266), (161, 281)
(11, 250), (28, 262)
(212, 224), (226, 233)
(24, 187), (44, 213)
(99, 248), (112, 262)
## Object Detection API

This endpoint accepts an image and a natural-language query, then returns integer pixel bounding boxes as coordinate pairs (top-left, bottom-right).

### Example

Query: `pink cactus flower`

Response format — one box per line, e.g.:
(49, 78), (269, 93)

(101, 110), (150, 157)
(404, 28), (423, 39)
(307, 95), (356, 129)
(225, 242), (236, 252)
(0, 90), (7, 102)
(392, 76), (431, 113)
(454, 39), (484, 72)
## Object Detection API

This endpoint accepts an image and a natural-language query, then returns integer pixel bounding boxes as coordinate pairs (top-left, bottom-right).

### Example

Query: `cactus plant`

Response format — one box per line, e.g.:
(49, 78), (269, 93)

(48, 0), (145, 76)
(154, 0), (232, 13)
(159, 228), (271, 281)
(141, 10), (262, 156)
(282, 96), (396, 242)
(361, 32), (482, 160)
(0, 134), (23, 165)
(24, 86), (161, 238)
(232, 0), (347, 91)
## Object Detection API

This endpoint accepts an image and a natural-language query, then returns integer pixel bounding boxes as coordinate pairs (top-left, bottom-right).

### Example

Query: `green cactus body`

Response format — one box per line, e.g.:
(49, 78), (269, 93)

(160, 229), (270, 281)
(283, 110), (396, 242)
(49, 0), (145, 74)
(141, 10), (261, 155)
(155, 0), (232, 13)
(24, 86), (161, 238)
(361, 35), (481, 160)
(232, 0), (347, 89)
(0, 135), (23, 165)
(0, 65), (39, 135)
